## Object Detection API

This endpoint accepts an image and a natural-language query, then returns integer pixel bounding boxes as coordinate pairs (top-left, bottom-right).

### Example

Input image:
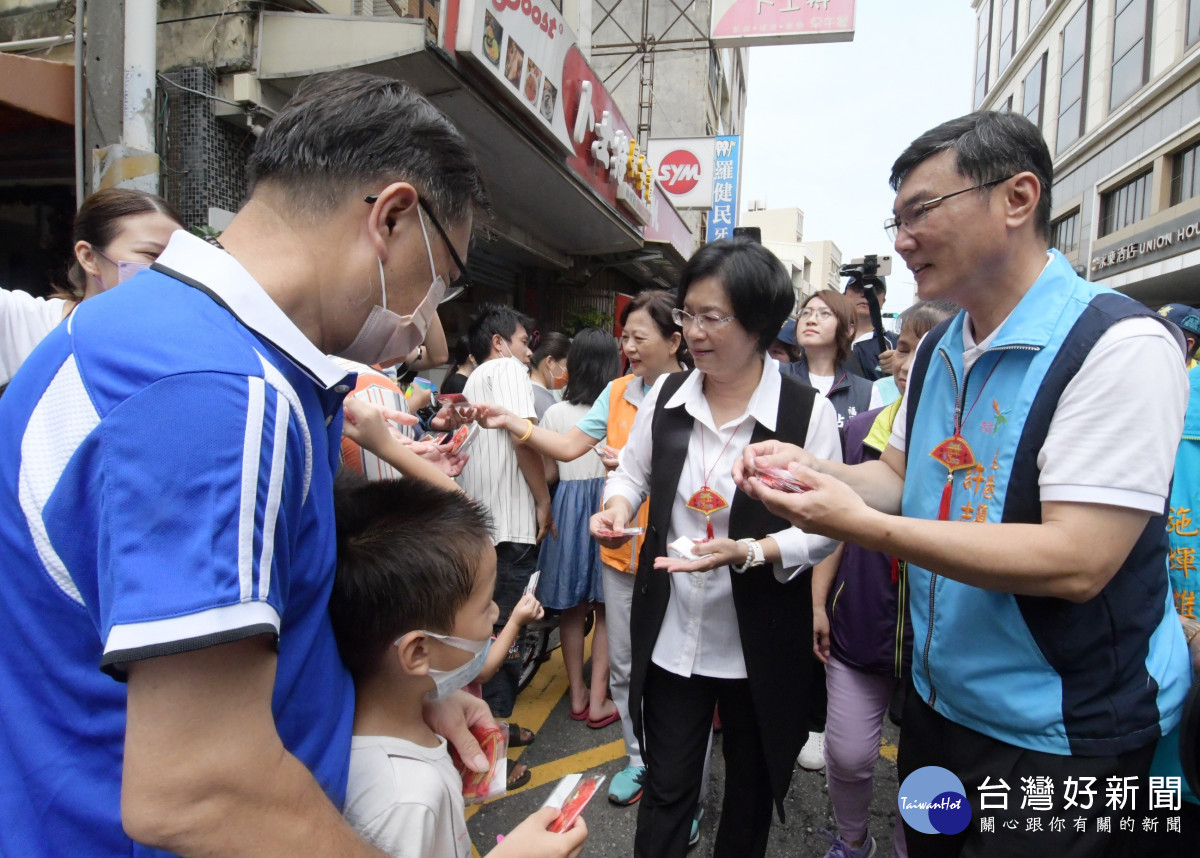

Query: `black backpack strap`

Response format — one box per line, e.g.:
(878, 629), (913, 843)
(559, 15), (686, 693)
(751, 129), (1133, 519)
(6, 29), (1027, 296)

(903, 317), (954, 457)
(1003, 293), (1166, 522)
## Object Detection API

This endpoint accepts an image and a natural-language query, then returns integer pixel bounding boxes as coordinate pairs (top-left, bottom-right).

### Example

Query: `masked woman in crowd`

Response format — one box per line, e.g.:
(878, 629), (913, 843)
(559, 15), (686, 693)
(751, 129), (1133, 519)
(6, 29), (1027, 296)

(590, 238), (842, 858)
(2, 188), (183, 391)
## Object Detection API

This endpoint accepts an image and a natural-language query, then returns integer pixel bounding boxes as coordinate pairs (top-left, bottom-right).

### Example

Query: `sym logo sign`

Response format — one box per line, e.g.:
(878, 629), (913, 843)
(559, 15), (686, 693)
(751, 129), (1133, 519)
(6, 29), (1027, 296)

(658, 149), (702, 194)
(647, 137), (717, 209)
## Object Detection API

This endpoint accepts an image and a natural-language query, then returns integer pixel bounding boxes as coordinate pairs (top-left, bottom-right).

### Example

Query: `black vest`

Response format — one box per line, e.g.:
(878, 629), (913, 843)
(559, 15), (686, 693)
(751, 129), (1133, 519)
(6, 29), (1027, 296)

(627, 370), (818, 817)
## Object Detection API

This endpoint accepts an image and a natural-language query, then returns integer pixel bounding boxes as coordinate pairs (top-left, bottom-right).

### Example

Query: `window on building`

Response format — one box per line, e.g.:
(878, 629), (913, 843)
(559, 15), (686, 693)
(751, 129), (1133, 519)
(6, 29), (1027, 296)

(1099, 170), (1153, 236)
(1110, 0), (1153, 111)
(1171, 140), (1200, 206)
(975, 0), (994, 108)
(999, 0), (1018, 73)
(1057, 1), (1091, 153)
(1023, 52), (1047, 128)
(1029, 0), (1050, 28)
(1189, 0), (1200, 47)
(1052, 210), (1081, 254)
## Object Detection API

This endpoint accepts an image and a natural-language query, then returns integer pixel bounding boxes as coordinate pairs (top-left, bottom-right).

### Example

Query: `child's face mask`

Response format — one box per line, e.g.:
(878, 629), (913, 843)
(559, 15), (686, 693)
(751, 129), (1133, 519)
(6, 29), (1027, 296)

(409, 631), (492, 700)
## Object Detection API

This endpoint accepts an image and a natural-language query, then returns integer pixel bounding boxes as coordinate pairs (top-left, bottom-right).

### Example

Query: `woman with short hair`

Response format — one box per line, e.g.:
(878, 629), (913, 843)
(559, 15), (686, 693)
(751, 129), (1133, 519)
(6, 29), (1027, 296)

(591, 237), (842, 858)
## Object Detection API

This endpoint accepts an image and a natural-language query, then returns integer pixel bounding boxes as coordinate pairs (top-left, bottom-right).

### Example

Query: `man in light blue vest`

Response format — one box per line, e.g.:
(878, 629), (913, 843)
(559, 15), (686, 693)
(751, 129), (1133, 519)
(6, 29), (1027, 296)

(737, 111), (1192, 858)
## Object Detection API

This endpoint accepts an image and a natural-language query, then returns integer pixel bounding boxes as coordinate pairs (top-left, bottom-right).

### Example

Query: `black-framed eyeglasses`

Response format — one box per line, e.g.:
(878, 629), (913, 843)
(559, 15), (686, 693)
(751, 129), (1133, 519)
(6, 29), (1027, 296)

(364, 194), (471, 297)
(884, 176), (1013, 241)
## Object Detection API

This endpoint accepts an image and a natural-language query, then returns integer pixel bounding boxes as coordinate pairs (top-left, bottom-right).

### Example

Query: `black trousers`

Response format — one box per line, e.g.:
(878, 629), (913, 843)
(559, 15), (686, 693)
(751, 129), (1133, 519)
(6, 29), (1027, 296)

(635, 665), (776, 858)
(898, 691), (1158, 858)
(481, 541), (537, 717)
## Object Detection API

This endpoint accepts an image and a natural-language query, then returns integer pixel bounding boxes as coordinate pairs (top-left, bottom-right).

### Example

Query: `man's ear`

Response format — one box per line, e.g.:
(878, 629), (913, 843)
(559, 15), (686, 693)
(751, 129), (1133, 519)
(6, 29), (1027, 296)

(393, 630), (432, 677)
(364, 182), (420, 261)
(1003, 172), (1042, 233)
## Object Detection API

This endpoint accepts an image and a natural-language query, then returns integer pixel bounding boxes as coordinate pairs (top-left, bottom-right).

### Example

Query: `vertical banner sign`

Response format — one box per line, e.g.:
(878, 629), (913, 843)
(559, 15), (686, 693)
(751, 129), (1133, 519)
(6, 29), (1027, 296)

(706, 136), (740, 242)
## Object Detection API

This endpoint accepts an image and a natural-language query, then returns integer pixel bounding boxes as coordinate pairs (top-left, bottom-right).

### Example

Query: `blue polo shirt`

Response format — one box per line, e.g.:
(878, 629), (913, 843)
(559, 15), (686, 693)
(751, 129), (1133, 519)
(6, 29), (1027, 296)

(0, 231), (356, 856)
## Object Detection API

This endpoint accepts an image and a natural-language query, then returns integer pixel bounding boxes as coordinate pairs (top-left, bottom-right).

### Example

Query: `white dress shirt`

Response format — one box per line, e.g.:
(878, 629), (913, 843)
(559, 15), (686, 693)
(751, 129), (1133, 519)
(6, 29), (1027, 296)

(603, 358), (841, 679)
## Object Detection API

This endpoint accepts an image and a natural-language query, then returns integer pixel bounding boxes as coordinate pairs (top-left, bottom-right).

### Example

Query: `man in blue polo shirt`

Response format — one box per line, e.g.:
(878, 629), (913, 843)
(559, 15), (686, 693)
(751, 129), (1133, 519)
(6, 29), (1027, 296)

(0, 73), (490, 856)
(738, 111), (1192, 858)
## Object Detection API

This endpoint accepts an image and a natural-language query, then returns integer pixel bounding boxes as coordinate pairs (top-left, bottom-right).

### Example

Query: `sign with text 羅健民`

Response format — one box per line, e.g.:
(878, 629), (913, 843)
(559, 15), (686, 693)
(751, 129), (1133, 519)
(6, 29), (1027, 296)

(705, 136), (740, 243)
(710, 0), (856, 48)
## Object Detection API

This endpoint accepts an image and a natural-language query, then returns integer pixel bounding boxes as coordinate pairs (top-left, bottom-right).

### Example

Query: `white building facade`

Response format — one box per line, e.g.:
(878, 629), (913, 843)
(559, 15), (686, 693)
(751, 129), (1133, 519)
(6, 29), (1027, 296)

(972, 0), (1200, 305)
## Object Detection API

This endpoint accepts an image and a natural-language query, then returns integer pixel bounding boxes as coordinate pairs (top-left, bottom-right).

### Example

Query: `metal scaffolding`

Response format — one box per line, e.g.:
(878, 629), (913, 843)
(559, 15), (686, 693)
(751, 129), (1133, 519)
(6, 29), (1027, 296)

(591, 0), (713, 146)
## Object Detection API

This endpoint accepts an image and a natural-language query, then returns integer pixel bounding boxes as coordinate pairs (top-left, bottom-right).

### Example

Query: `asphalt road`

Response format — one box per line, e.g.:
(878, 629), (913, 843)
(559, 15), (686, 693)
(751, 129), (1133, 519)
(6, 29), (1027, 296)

(466, 641), (902, 858)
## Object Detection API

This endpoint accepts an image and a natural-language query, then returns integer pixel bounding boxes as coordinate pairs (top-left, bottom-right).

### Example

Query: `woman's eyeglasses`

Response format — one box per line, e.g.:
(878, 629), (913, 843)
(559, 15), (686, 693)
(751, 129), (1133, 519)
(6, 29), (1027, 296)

(671, 308), (736, 332)
(797, 307), (834, 322)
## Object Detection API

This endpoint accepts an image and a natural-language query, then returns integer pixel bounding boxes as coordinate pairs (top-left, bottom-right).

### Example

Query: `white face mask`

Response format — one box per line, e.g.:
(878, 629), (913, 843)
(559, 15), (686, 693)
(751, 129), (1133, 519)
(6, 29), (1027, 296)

(340, 207), (447, 366)
(500, 340), (527, 368)
(416, 631), (492, 700)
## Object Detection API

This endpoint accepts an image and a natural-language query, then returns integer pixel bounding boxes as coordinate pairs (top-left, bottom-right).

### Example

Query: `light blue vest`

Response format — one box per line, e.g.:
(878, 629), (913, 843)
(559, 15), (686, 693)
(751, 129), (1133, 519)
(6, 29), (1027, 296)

(903, 250), (1191, 755)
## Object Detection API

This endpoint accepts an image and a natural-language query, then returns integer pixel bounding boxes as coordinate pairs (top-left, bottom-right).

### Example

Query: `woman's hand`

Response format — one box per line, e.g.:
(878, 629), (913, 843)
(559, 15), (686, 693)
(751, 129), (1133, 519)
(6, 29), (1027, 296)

(813, 607), (831, 664)
(653, 537), (745, 573)
(512, 593), (545, 626)
(487, 807), (589, 858)
(597, 444), (621, 471)
(472, 403), (516, 431)
(341, 398), (418, 453)
(590, 506), (632, 548)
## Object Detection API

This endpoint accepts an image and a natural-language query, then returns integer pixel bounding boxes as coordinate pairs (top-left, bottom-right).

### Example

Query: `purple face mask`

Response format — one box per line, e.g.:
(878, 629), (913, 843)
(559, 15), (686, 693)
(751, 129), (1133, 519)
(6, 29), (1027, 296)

(94, 249), (151, 290)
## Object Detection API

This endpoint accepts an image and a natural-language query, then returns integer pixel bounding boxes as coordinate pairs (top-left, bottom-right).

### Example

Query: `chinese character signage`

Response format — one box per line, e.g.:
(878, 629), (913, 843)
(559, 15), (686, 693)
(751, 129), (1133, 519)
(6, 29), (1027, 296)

(706, 136), (741, 243)
(710, 0), (856, 48)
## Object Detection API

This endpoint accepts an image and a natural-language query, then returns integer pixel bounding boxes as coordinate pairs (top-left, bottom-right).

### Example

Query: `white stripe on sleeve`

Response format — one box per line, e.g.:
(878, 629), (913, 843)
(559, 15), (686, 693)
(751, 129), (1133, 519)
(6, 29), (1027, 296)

(257, 389), (290, 602)
(238, 376), (266, 603)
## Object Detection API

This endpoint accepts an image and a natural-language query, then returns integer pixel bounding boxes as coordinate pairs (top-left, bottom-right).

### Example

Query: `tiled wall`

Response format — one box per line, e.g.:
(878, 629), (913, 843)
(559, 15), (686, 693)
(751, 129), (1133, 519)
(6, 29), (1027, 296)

(160, 67), (255, 229)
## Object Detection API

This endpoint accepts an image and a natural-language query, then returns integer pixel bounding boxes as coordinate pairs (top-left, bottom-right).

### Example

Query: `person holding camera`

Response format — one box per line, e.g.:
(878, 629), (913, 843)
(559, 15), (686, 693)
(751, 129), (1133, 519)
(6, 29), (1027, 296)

(843, 274), (897, 381)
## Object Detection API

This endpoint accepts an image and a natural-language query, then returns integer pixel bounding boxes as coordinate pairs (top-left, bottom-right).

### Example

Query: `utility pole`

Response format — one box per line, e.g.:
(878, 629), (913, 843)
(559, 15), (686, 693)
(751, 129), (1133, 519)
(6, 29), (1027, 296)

(89, 0), (159, 194)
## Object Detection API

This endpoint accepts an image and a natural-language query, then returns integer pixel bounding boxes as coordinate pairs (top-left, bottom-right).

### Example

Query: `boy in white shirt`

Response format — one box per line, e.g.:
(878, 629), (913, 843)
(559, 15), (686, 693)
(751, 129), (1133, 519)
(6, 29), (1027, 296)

(329, 476), (587, 858)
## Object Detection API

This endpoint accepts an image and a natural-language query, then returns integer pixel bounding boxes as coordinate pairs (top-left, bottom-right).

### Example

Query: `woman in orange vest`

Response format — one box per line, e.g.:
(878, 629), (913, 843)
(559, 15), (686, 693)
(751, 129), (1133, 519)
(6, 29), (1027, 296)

(476, 290), (685, 805)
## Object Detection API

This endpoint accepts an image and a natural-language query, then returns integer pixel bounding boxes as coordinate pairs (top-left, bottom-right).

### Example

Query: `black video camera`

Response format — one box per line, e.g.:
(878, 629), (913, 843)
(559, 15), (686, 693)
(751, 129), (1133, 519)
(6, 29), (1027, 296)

(840, 255), (893, 353)
(839, 254), (893, 284)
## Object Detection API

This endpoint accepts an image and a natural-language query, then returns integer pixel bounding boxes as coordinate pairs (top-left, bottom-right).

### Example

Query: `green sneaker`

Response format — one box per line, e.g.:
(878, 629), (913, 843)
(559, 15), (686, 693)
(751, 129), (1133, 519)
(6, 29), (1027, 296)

(688, 804), (704, 849)
(608, 763), (646, 806)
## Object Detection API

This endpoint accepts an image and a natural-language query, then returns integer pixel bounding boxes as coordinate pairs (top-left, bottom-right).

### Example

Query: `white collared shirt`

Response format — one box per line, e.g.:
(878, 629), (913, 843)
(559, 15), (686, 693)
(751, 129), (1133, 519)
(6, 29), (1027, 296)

(154, 231), (349, 389)
(604, 358), (841, 679)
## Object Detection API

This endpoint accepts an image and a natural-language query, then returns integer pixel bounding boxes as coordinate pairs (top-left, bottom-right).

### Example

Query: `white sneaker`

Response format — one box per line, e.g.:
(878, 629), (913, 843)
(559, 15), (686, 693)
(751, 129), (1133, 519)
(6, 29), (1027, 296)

(798, 730), (826, 771)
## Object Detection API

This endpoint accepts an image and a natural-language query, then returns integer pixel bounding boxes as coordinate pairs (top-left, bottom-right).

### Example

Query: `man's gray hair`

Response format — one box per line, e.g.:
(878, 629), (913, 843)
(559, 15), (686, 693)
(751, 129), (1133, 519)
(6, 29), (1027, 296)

(247, 72), (489, 224)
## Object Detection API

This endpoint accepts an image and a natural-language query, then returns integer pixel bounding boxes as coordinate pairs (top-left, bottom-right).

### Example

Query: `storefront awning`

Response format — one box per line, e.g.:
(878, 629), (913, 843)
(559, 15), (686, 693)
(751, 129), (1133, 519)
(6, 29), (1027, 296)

(0, 53), (74, 183)
(256, 13), (644, 259)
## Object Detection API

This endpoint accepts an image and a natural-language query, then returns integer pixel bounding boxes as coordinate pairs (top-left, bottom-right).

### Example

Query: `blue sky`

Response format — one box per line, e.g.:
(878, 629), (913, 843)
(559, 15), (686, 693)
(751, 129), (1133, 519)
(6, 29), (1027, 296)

(741, 0), (978, 310)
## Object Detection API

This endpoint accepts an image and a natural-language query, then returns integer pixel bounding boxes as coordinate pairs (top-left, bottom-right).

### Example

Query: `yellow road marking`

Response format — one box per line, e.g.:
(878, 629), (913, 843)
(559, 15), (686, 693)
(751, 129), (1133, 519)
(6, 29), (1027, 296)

(880, 738), (898, 762)
(466, 632), (607, 856)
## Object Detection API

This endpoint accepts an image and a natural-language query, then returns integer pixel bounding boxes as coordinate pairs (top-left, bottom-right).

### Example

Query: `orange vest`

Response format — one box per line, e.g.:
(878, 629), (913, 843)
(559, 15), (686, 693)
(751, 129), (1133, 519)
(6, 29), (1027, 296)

(599, 374), (652, 573)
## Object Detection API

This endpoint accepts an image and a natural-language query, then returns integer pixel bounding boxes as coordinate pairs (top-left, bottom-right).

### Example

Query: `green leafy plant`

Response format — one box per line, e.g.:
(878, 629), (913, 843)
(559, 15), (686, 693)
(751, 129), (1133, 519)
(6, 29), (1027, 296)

(563, 308), (613, 336)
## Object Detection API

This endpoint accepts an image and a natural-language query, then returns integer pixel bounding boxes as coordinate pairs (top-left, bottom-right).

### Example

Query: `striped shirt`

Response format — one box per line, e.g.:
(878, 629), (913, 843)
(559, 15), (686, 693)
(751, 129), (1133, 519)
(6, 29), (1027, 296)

(0, 231), (356, 856)
(330, 357), (416, 481)
(457, 357), (537, 544)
